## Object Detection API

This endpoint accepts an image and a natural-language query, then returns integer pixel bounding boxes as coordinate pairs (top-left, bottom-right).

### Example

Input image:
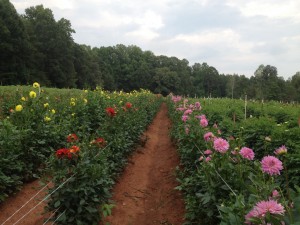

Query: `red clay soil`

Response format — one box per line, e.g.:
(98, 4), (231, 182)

(0, 102), (185, 225)
(0, 180), (50, 225)
(104, 103), (185, 225)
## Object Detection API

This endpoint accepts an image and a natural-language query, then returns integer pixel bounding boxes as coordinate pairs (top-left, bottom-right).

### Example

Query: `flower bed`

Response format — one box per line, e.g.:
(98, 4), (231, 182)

(167, 96), (300, 225)
(0, 84), (162, 224)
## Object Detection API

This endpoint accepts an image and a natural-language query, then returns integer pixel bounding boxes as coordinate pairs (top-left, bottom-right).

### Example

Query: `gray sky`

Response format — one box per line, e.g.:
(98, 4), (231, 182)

(12, 0), (300, 79)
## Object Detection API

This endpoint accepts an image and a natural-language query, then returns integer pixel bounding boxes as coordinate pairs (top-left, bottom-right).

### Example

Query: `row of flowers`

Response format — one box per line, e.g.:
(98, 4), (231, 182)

(46, 93), (162, 224)
(168, 95), (300, 225)
(0, 81), (161, 216)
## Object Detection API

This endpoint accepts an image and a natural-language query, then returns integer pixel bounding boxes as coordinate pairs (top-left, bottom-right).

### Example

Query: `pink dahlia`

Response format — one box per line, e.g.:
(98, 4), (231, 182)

(182, 115), (189, 122)
(195, 114), (206, 120)
(176, 107), (185, 111)
(203, 132), (214, 142)
(204, 149), (213, 155)
(205, 156), (211, 162)
(245, 207), (260, 224)
(272, 190), (279, 198)
(213, 138), (229, 153)
(172, 95), (182, 103)
(245, 200), (285, 224)
(184, 109), (193, 115)
(274, 145), (287, 155)
(240, 147), (255, 160)
(261, 156), (283, 176)
(194, 102), (201, 109)
(200, 118), (208, 127)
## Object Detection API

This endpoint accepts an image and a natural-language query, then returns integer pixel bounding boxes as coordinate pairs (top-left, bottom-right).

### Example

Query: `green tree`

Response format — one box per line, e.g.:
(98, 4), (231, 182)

(73, 44), (102, 89)
(23, 5), (76, 87)
(153, 67), (180, 96)
(192, 62), (220, 97)
(253, 64), (280, 100)
(290, 72), (300, 101)
(0, 0), (29, 84)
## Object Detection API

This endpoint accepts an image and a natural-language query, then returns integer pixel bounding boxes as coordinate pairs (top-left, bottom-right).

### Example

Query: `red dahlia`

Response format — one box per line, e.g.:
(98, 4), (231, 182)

(67, 133), (79, 143)
(106, 107), (116, 117)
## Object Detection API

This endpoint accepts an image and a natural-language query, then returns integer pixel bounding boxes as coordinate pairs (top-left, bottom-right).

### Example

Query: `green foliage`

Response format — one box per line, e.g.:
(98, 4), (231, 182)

(0, 84), (162, 215)
(0, 119), (24, 202)
(0, 0), (29, 84)
(42, 88), (162, 224)
(168, 96), (300, 225)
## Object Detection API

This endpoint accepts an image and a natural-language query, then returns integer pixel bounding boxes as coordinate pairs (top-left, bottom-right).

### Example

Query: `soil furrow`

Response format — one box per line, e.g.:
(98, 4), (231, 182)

(104, 103), (185, 225)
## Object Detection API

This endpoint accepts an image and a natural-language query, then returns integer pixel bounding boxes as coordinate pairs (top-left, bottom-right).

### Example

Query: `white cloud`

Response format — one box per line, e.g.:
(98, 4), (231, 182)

(168, 29), (255, 55)
(125, 11), (164, 40)
(226, 0), (300, 22)
(76, 12), (133, 29)
(12, 0), (74, 11)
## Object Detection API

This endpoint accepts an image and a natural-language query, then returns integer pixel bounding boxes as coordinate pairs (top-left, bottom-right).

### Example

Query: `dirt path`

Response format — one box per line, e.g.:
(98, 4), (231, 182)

(0, 180), (49, 225)
(104, 103), (185, 225)
(0, 103), (185, 225)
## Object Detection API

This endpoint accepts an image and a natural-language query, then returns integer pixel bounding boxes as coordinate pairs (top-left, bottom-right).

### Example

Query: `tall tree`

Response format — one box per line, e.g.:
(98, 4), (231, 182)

(192, 62), (220, 97)
(0, 0), (29, 84)
(153, 67), (180, 96)
(74, 44), (102, 89)
(290, 72), (300, 101)
(23, 5), (76, 87)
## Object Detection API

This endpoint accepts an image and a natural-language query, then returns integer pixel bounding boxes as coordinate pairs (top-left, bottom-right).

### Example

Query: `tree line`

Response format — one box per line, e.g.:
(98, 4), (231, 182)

(1, 0), (300, 101)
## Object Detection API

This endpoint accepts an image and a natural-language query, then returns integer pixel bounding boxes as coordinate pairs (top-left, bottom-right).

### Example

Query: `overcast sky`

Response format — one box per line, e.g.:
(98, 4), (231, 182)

(11, 0), (300, 79)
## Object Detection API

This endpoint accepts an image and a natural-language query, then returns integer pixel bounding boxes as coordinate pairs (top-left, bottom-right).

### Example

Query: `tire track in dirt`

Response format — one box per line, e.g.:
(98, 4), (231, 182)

(104, 103), (185, 225)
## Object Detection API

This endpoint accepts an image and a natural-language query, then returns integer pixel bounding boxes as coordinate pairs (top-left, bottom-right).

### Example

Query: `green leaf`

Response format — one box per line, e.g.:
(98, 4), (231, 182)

(54, 200), (61, 208)
(80, 199), (85, 205)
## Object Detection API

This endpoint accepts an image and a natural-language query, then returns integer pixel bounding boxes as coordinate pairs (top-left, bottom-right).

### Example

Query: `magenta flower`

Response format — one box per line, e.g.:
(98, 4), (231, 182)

(176, 107), (185, 111)
(200, 114), (206, 120)
(203, 132), (214, 142)
(200, 118), (208, 127)
(194, 102), (201, 109)
(256, 200), (285, 215)
(205, 156), (211, 162)
(245, 200), (285, 224)
(213, 138), (229, 153)
(195, 114), (206, 120)
(172, 95), (182, 103)
(204, 149), (213, 155)
(240, 147), (255, 160)
(245, 208), (260, 224)
(184, 109), (193, 115)
(182, 115), (189, 122)
(272, 190), (279, 198)
(261, 156), (283, 176)
(274, 145), (287, 155)
(188, 104), (194, 109)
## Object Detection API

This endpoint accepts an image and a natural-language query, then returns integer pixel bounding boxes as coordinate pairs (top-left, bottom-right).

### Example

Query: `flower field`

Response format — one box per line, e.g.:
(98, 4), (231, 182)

(168, 96), (300, 224)
(0, 83), (162, 224)
(1, 83), (300, 225)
